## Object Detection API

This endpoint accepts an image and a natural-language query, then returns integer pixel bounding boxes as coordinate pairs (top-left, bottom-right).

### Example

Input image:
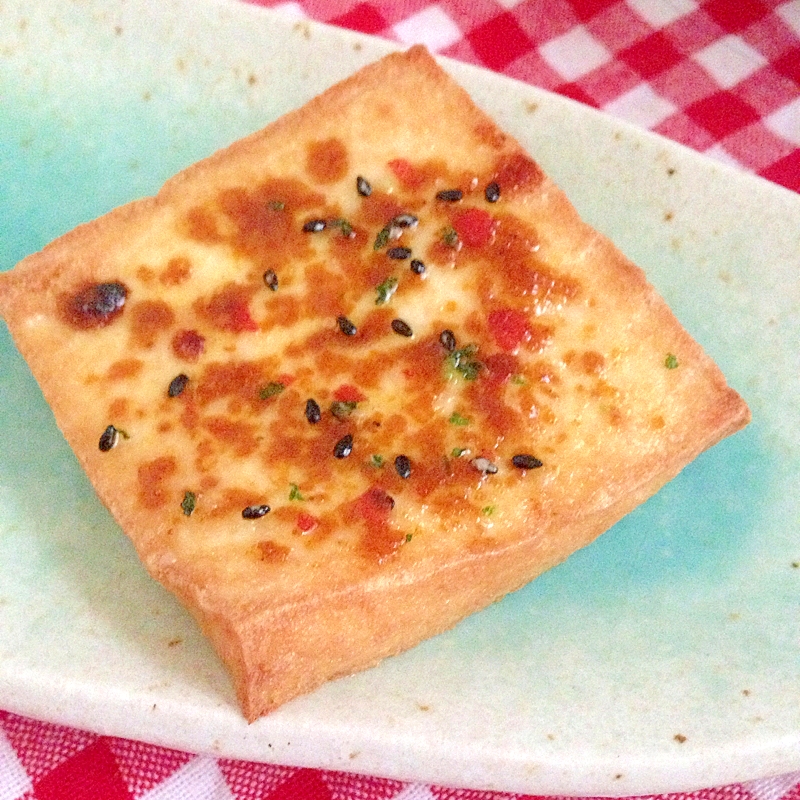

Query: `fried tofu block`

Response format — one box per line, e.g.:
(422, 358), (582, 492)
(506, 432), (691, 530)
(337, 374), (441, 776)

(0, 46), (749, 720)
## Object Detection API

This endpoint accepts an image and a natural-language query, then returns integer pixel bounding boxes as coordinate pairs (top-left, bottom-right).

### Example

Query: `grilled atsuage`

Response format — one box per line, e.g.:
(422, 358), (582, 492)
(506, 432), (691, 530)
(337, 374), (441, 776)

(0, 46), (749, 719)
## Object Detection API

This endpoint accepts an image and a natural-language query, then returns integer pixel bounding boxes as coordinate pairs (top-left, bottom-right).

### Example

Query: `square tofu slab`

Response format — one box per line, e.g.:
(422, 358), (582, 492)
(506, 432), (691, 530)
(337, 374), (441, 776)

(0, 46), (749, 720)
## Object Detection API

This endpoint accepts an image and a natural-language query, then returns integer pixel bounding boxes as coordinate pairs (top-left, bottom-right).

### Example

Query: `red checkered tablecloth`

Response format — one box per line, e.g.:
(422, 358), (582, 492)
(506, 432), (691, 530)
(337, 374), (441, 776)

(1, 1), (798, 798)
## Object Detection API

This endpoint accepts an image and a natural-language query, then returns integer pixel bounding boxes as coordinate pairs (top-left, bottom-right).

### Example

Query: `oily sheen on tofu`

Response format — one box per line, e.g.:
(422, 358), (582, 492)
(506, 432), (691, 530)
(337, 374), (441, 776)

(0, 45), (749, 720)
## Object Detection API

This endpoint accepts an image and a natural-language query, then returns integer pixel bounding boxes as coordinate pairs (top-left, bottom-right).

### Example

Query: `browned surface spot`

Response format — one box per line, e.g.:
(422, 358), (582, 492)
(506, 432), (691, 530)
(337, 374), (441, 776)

(129, 300), (175, 347)
(172, 329), (206, 362)
(138, 455), (177, 509)
(257, 540), (290, 563)
(160, 256), (192, 286)
(306, 138), (349, 184)
(107, 358), (143, 380)
(197, 283), (258, 333)
(204, 416), (259, 456)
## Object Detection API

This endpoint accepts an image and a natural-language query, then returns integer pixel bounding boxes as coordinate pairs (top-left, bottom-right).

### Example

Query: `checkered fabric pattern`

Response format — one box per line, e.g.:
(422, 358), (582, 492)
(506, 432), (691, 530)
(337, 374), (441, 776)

(250, 0), (800, 193)
(1, 1), (798, 798)
(1, 711), (800, 800)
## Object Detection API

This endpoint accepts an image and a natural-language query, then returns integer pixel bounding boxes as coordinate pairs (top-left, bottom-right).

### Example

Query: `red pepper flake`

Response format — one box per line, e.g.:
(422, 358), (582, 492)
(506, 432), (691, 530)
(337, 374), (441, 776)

(201, 284), (258, 332)
(333, 383), (367, 403)
(488, 307), (530, 352)
(388, 158), (425, 190)
(353, 486), (395, 526)
(452, 208), (494, 248)
(172, 329), (206, 361)
(483, 352), (519, 385)
(296, 511), (319, 533)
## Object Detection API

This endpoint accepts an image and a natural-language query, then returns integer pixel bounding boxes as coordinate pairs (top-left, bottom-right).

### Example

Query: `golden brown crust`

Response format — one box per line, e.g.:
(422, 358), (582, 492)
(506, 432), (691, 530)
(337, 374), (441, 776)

(0, 45), (749, 720)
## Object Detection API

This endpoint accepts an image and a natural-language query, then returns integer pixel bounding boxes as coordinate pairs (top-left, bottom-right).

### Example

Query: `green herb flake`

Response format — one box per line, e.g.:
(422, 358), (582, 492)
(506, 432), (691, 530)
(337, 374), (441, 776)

(449, 412), (471, 426)
(370, 454), (385, 468)
(665, 353), (679, 369)
(375, 276), (398, 305)
(481, 505), (496, 516)
(289, 483), (304, 501)
(259, 381), (285, 400)
(451, 447), (469, 457)
(446, 344), (483, 381)
(181, 491), (197, 517)
(404, 533), (413, 543)
(511, 374), (526, 385)
(373, 226), (391, 250)
(442, 226), (459, 247)
(330, 399), (358, 420)
(330, 218), (354, 237)
(268, 200), (285, 211)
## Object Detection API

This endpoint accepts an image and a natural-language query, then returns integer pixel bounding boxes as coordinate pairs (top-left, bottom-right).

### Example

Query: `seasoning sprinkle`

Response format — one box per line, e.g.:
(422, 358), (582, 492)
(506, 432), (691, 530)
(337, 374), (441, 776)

(512, 454), (544, 470)
(665, 353), (679, 369)
(98, 424), (120, 452)
(168, 373), (190, 398)
(330, 400), (358, 420)
(259, 381), (285, 400)
(373, 226), (391, 250)
(370, 454), (385, 468)
(268, 200), (285, 211)
(375, 276), (398, 305)
(242, 504), (270, 519)
(181, 491), (196, 517)
(442, 226), (459, 247)
(394, 454), (412, 479)
(329, 218), (355, 238)
(410, 258), (426, 276)
(447, 343), (483, 381)
(302, 218), (326, 233)
(449, 412), (471, 426)
(471, 457), (498, 475)
(333, 433), (353, 459)
(289, 483), (304, 501)
(356, 175), (372, 197)
(337, 315), (357, 336)
(439, 329), (456, 352)
(485, 181), (501, 203)
(391, 318), (413, 337)
(305, 398), (322, 424)
(392, 213), (418, 229)
(263, 269), (279, 291)
(436, 189), (463, 202)
(387, 246), (412, 260)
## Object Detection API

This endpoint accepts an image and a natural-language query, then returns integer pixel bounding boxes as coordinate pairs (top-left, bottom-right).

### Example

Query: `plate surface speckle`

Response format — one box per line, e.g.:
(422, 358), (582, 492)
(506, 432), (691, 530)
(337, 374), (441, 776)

(0, 1), (798, 794)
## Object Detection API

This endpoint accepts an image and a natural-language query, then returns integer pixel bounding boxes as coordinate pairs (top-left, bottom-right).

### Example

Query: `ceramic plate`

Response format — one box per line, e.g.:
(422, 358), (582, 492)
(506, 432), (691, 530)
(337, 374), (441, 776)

(0, 1), (798, 794)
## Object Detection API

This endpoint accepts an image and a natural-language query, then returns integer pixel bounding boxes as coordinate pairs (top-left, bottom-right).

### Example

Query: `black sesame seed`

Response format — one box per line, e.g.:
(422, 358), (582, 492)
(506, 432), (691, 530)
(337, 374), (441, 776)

(168, 373), (189, 398)
(485, 181), (501, 203)
(471, 457), (498, 475)
(394, 454), (412, 479)
(263, 269), (279, 291)
(356, 175), (372, 197)
(387, 246), (412, 260)
(98, 424), (119, 452)
(337, 315), (357, 336)
(512, 454), (543, 470)
(302, 218), (326, 233)
(305, 398), (322, 424)
(333, 433), (353, 459)
(410, 258), (426, 275)
(439, 329), (456, 352)
(391, 318), (413, 337)
(242, 504), (271, 519)
(436, 189), (463, 202)
(392, 213), (418, 228)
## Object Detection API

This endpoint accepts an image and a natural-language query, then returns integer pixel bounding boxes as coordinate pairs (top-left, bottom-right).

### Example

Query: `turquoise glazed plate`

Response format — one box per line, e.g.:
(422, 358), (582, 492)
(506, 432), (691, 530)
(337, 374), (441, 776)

(0, 1), (798, 794)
